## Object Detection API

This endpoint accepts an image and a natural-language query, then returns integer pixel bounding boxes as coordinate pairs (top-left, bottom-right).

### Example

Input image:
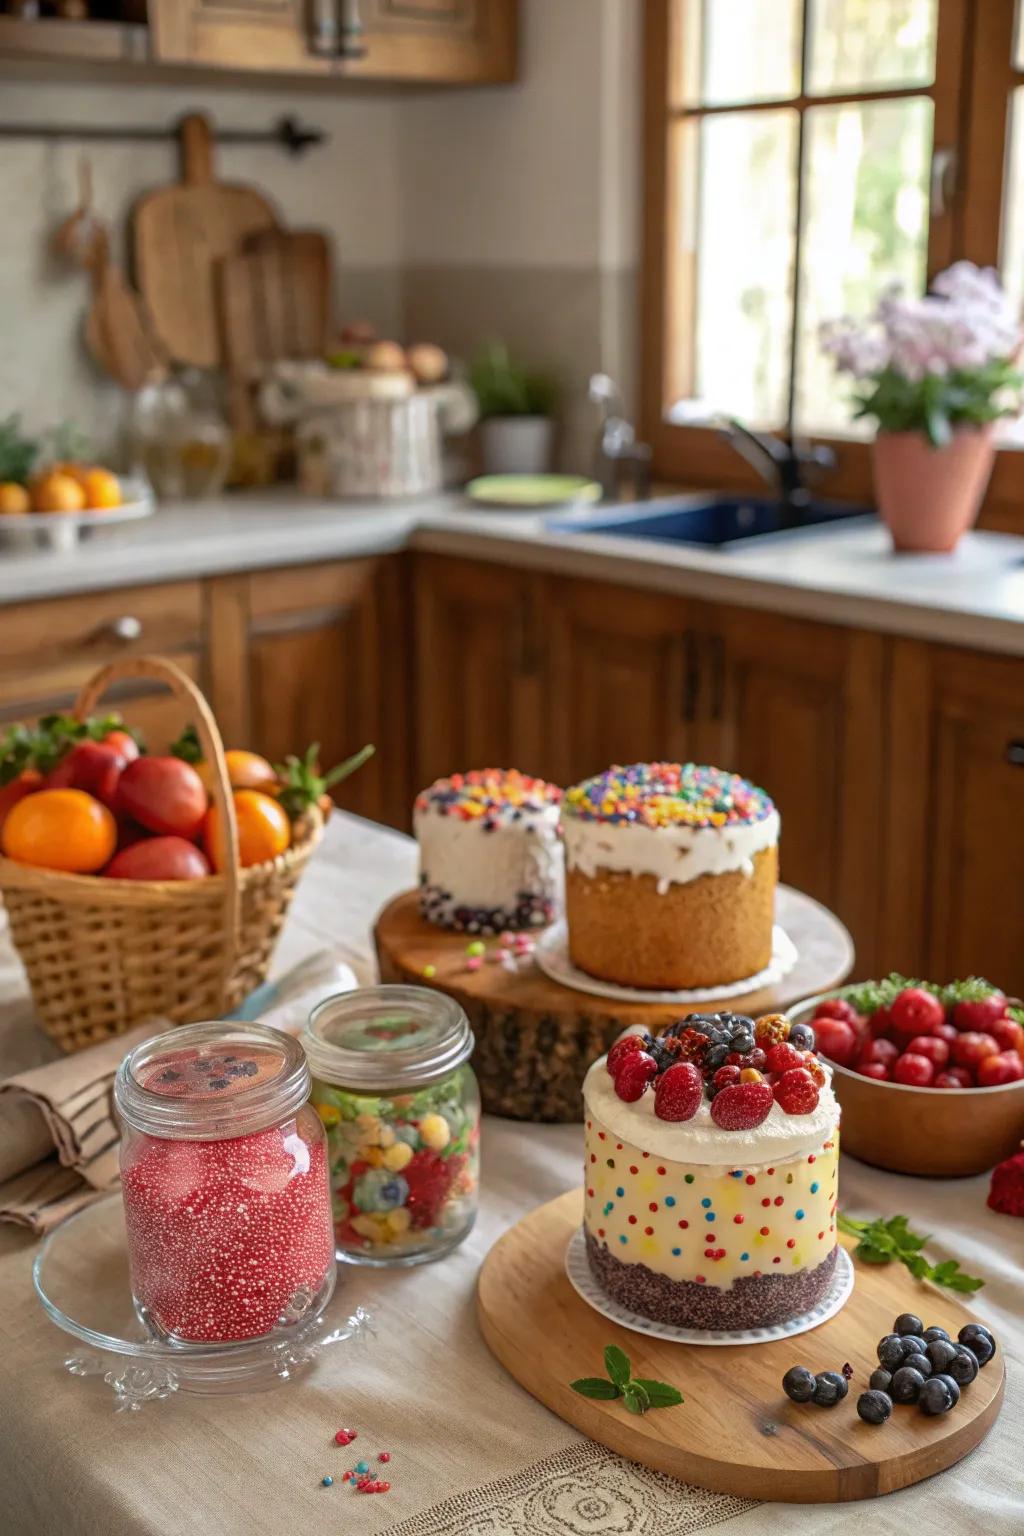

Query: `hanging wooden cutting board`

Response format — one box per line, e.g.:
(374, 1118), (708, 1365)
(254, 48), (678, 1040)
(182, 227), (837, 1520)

(132, 113), (279, 369)
(218, 228), (333, 429)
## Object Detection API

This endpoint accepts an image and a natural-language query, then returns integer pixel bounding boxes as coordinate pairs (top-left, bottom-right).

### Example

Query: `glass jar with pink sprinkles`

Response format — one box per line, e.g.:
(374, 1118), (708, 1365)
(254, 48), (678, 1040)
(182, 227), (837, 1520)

(115, 1021), (336, 1347)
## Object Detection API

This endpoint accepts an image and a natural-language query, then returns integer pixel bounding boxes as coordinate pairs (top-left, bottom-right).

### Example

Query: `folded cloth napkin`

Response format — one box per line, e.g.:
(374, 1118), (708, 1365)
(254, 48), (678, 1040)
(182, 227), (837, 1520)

(0, 1023), (154, 1233)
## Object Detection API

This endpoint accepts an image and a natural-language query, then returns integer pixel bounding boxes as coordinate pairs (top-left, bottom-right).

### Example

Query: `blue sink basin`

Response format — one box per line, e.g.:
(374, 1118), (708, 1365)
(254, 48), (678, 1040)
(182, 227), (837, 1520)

(547, 493), (873, 549)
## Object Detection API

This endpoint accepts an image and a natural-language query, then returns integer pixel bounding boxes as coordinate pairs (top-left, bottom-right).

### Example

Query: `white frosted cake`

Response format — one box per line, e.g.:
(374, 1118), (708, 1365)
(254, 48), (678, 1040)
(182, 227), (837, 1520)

(414, 769), (564, 934)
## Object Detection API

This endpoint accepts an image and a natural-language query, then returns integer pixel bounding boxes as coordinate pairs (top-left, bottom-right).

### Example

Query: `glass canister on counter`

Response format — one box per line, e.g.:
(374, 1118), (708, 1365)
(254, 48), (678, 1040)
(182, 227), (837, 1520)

(302, 986), (480, 1266)
(114, 1021), (335, 1346)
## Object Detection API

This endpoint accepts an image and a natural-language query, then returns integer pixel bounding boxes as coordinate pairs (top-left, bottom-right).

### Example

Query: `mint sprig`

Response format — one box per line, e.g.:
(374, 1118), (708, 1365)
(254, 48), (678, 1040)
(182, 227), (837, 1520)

(570, 1345), (683, 1414)
(838, 1212), (984, 1293)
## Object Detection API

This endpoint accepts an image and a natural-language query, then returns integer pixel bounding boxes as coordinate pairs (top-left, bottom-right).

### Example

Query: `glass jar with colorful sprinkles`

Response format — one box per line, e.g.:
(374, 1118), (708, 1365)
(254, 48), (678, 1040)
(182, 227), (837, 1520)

(302, 986), (480, 1267)
(115, 1020), (336, 1346)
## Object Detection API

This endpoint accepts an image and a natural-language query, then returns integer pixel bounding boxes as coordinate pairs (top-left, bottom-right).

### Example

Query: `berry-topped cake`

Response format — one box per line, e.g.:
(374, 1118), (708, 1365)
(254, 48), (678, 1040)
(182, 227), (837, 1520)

(414, 769), (564, 934)
(583, 1011), (840, 1330)
(562, 763), (779, 989)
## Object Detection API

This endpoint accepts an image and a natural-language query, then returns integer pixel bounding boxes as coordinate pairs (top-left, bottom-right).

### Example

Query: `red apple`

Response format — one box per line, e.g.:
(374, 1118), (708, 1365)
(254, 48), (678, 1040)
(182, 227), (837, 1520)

(952, 1032), (1000, 1070)
(976, 1051), (1024, 1087)
(906, 1034), (950, 1068)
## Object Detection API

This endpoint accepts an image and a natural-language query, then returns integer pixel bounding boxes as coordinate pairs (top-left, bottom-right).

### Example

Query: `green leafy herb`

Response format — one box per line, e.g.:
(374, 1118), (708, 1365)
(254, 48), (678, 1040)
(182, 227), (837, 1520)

(1009, 1004), (1024, 1028)
(831, 972), (998, 1016)
(274, 742), (375, 819)
(569, 1345), (683, 1415)
(838, 1212), (984, 1293)
(170, 723), (203, 765)
(469, 340), (558, 420)
(0, 414), (39, 485)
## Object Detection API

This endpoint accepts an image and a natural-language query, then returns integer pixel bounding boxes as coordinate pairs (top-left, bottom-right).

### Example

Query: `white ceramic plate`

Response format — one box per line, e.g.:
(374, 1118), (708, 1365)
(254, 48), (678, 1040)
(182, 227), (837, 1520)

(565, 1227), (854, 1347)
(0, 480), (154, 553)
(534, 921), (798, 1004)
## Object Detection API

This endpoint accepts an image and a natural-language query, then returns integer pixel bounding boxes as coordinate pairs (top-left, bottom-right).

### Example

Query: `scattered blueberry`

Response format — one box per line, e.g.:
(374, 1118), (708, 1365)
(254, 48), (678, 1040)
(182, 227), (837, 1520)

(877, 1334), (910, 1370)
(921, 1325), (951, 1345)
(730, 1031), (755, 1055)
(957, 1324), (996, 1366)
(857, 1389), (893, 1425)
(926, 1338), (958, 1373)
(894, 1313), (924, 1337)
(946, 1347), (979, 1387)
(812, 1371), (849, 1407)
(782, 1365), (817, 1403)
(919, 1374), (960, 1415)
(902, 1351), (932, 1379)
(869, 1367), (893, 1394)
(890, 1365), (927, 1404)
(788, 1022), (816, 1051)
(705, 1044), (729, 1071)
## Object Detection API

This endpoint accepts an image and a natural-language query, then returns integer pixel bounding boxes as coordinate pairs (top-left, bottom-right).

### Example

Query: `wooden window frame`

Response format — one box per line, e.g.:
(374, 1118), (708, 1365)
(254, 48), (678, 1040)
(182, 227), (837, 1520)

(640, 0), (1024, 524)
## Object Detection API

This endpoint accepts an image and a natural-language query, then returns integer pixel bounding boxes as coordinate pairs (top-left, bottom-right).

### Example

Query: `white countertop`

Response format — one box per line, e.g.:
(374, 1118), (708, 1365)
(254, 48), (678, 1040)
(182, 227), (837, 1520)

(3, 490), (1024, 656)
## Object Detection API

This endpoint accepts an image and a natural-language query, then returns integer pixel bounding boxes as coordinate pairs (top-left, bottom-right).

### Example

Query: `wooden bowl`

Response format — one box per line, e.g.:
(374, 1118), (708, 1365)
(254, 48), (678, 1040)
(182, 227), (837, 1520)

(790, 994), (1024, 1177)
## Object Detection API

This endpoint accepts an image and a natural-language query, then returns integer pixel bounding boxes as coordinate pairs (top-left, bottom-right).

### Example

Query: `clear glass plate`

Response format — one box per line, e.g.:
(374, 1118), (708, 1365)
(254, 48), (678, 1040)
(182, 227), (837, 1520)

(33, 1195), (373, 1411)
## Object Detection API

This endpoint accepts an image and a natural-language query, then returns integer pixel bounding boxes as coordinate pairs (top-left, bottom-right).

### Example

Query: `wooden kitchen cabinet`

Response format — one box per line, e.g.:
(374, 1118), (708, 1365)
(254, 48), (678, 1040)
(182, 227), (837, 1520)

(149, 0), (516, 81)
(207, 557), (409, 828)
(700, 605), (886, 975)
(412, 554), (550, 787)
(544, 576), (702, 785)
(882, 639), (1024, 995)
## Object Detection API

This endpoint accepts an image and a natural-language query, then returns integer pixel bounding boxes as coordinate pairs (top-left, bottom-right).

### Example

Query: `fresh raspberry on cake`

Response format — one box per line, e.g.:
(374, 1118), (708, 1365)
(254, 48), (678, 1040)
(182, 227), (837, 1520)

(612, 1050), (658, 1102)
(653, 1062), (703, 1121)
(765, 1041), (804, 1075)
(606, 1034), (647, 1076)
(710, 1079), (773, 1130)
(773, 1068), (820, 1115)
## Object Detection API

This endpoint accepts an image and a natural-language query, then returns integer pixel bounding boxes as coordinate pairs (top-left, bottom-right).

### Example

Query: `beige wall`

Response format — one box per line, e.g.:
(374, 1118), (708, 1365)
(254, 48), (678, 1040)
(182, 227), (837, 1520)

(0, 77), (404, 453)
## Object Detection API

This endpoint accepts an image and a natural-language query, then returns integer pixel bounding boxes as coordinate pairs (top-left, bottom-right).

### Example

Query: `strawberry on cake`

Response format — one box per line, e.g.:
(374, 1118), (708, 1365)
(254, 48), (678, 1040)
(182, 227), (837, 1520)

(561, 763), (779, 989)
(414, 769), (564, 935)
(583, 1010), (840, 1330)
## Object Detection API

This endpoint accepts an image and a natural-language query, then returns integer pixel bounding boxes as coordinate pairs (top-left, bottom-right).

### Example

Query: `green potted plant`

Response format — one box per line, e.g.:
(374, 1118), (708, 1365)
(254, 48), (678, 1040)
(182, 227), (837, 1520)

(469, 342), (558, 475)
(820, 262), (1023, 552)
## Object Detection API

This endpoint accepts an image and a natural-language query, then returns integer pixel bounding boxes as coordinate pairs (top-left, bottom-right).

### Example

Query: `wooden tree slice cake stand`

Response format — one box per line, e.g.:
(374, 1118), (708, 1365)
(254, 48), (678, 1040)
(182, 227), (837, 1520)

(477, 1190), (1005, 1503)
(374, 885), (854, 1120)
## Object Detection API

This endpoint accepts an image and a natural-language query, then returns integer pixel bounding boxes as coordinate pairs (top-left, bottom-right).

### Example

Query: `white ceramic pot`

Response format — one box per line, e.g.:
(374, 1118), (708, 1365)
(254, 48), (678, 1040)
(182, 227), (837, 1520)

(480, 415), (555, 475)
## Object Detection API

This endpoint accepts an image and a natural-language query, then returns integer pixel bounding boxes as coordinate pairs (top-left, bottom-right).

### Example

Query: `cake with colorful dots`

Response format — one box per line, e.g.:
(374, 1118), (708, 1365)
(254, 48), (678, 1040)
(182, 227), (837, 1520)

(562, 763), (779, 989)
(583, 1011), (840, 1330)
(414, 769), (564, 934)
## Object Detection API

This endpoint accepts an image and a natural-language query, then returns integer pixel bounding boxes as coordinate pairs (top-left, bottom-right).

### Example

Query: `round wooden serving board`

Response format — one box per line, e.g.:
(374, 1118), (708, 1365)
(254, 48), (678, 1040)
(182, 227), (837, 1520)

(375, 886), (854, 1121)
(477, 1190), (1005, 1503)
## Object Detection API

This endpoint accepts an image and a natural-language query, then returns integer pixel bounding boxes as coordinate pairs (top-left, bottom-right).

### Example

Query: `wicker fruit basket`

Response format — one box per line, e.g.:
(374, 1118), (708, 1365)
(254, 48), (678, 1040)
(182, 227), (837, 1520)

(0, 654), (322, 1053)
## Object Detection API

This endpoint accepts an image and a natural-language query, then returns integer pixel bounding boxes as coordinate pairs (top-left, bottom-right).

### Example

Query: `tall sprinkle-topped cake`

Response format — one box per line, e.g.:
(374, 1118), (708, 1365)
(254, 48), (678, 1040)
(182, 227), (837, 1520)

(562, 763), (779, 989)
(415, 769), (563, 934)
(583, 1011), (840, 1330)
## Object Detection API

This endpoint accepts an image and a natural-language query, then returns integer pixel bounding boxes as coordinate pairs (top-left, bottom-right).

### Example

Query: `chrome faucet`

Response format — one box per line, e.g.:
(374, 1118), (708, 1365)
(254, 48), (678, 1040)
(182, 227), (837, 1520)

(718, 418), (836, 514)
(590, 374), (652, 501)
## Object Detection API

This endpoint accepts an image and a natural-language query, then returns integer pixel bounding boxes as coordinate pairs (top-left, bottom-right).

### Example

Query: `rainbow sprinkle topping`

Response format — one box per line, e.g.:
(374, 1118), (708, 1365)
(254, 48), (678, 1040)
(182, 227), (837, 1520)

(415, 769), (562, 825)
(563, 763), (774, 829)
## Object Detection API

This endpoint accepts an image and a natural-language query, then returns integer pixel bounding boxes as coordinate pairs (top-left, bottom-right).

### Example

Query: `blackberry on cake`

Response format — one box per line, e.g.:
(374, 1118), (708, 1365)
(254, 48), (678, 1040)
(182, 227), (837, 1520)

(561, 763), (779, 989)
(414, 769), (563, 934)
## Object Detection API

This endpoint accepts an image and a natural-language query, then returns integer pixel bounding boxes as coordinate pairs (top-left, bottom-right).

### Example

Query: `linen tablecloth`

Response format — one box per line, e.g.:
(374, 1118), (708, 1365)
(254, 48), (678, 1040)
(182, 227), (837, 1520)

(0, 814), (1020, 1536)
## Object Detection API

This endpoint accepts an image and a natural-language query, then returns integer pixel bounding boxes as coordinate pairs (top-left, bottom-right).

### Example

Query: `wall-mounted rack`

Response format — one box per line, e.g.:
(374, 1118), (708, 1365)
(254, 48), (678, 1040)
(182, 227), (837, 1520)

(0, 114), (325, 156)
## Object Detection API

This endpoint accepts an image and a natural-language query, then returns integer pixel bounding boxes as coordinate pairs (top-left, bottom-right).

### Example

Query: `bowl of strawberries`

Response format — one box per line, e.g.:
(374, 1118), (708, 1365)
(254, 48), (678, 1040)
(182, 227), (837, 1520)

(789, 974), (1024, 1176)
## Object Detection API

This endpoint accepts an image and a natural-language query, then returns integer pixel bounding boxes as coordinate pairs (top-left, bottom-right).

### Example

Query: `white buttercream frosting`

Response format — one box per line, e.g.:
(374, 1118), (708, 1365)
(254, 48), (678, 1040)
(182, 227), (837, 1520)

(582, 1056), (839, 1166)
(562, 808), (779, 891)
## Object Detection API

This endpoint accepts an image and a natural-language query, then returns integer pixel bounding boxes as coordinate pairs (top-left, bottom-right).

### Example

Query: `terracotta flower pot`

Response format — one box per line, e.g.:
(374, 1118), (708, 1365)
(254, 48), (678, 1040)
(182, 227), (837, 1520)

(871, 425), (996, 553)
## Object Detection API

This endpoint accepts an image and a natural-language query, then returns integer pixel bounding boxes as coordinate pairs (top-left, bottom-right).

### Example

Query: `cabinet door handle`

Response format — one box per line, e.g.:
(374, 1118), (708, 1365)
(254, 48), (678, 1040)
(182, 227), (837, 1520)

(338, 0), (368, 58)
(97, 615), (143, 645)
(709, 634), (725, 720)
(681, 629), (700, 722)
(1008, 740), (1024, 766)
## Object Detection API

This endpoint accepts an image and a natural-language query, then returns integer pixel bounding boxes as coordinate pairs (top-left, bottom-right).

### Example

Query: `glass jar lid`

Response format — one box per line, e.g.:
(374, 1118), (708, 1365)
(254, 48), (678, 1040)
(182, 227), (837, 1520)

(302, 985), (473, 1092)
(115, 1020), (311, 1141)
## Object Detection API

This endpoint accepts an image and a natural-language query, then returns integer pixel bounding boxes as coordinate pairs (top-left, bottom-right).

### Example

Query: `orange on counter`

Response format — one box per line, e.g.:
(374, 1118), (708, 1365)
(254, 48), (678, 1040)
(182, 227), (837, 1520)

(2, 787), (117, 873)
(78, 467), (122, 510)
(30, 471), (87, 514)
(0, 482), (30, 515)
(205, 789), (291, 871)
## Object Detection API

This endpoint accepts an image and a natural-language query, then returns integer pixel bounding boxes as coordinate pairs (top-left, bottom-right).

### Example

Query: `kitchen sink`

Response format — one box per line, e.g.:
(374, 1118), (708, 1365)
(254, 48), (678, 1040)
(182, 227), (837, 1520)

(546, 493), (874, 549)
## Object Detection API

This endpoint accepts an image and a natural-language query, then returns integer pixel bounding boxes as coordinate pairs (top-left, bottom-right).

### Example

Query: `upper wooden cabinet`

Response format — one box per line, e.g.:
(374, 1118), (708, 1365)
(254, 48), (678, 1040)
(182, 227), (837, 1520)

(882, 639), (1024, 996)
(149, 0), (516, 81)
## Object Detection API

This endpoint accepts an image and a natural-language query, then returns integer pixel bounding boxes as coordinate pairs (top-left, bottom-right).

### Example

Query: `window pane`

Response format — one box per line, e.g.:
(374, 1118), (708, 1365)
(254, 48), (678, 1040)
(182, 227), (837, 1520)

(794, 97), (932, 437)
(1002, 89), (1024, 319)
(671, 110), (798, 428)
(676, 0), (801, 108)
(807, 0), (937, 94)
